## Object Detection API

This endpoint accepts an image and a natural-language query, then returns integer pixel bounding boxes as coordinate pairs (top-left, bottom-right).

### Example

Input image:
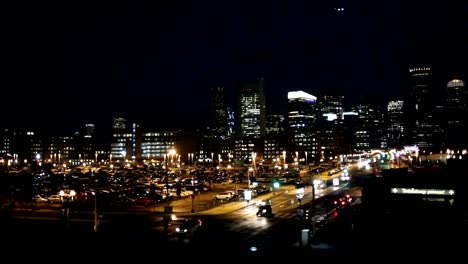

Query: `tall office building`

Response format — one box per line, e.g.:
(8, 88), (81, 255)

(266, 114), (286, 136)
(237, 77), (266, 138)
(210, 86), (229, 138)
(408, 66), (443, 151)
(85, 124), (95, 138)
(287, 91), (319, 163)
(386, 100), (407, 149)
(264, 114), (287, 163)
(317, 95), (347, 158)
(287, 91), (318, 133)
(353, 103), (385, 150)
(445, 79), (467, 149)
(110, 117), (140, 163)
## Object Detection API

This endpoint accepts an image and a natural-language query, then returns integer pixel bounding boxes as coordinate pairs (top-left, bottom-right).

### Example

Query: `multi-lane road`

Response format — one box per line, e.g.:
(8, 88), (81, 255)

(3, 167), (366, 259)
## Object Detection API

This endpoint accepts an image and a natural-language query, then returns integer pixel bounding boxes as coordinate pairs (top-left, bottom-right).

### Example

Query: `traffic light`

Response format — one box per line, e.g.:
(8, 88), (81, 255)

(250, 177), (257, 185)
(273, 180), (280, 189)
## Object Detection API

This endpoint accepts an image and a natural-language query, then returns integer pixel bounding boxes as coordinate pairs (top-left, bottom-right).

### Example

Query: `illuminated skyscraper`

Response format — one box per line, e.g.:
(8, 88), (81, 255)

(237, 77), (266, 138)
(317, 94), (346, 158)
(386, 100), (407, 148)
(408, 66), (443, 151)
(445, 79), (467, 148)
(287, 91), (319, 163)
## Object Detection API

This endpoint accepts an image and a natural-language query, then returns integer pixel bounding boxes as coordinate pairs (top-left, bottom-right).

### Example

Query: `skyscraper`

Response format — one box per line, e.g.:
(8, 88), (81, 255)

(317, 95), (346, 158)
(210, 86), (229, 138)
(408, 66), (443, 151)
(287, 91), (318, 133)
(287, 91), (319, 163)
(237, 77), (266, 138)
(386, 100), (407, 148)
(445, 79), (467, 149)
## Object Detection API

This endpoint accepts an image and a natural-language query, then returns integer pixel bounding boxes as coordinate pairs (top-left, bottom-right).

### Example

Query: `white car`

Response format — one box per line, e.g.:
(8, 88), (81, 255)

(48, 194), (62, 204)
(214, 191), (235, 200)
(32, 195), (49, 203)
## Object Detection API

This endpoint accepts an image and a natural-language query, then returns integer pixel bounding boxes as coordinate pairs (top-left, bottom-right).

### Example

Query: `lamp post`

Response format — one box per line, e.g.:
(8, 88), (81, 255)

(92, 171), (99, 232)
(36, 153), (41, 173)
(191, 194), (195, 213)
(296, 184), (304, 209)
(168, 149), (176, 168)
(248, 167), (253, 190)
(250, 152), (257, 189)
(121, 150), (126, 164)
(59, 189), (75, 229)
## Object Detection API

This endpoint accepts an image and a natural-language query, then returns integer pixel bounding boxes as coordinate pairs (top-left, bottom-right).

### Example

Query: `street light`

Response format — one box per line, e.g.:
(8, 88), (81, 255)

(188, 153), (193, 165)
(59, 189), (76, 229)
(92, 170), (99, 233)
(168, 149), (176, 168)
(250, 152), (257, 189)
(36, 153), (41, 173)
(296, 184), (305, 208)
(121, 150), (126, 163)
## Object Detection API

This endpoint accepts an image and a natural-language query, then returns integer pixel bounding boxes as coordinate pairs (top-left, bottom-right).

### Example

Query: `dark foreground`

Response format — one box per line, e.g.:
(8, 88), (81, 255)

(1, 204), (462, 262)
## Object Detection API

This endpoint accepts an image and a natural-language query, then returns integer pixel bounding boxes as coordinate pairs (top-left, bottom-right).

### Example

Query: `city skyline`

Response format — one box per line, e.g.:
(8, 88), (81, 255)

(10, 0), (467, 134)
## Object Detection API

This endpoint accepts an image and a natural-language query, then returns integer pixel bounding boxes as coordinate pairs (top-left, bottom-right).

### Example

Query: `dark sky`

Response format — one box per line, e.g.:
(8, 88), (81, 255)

(10, 0), (468, 135)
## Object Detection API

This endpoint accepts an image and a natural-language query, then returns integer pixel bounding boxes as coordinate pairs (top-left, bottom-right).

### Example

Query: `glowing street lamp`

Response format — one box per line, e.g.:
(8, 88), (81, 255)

(296, 184), (305, 209)
(36, 153), (41, 173)
(168, 149), (176, 167)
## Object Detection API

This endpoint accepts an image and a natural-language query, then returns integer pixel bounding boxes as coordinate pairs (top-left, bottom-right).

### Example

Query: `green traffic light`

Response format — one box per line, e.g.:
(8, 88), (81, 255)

(273, 181), (280, 188)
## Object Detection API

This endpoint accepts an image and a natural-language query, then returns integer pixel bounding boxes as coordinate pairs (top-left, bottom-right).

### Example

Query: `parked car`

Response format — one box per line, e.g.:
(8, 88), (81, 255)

(214, 191), (235, 200)
(32, 195), (49, 203)
(48, 194), (62, 204)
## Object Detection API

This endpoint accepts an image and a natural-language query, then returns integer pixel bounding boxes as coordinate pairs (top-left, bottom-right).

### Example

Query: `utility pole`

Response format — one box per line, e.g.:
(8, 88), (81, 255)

(94, 190), (99, 232)
(93, 171), (99, 232)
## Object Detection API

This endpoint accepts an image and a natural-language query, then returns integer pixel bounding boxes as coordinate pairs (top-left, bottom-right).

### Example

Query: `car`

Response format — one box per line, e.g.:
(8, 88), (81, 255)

(175, 218), (203, 241)
(32, 195), (49, 203)
(214, 191), (235, 200)
(48, 194), (62, 204)
(132, 197), (157, 206)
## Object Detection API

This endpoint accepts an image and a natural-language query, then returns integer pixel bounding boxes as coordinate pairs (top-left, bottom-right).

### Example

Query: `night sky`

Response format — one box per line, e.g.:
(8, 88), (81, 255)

(10, 0), (468, 135)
